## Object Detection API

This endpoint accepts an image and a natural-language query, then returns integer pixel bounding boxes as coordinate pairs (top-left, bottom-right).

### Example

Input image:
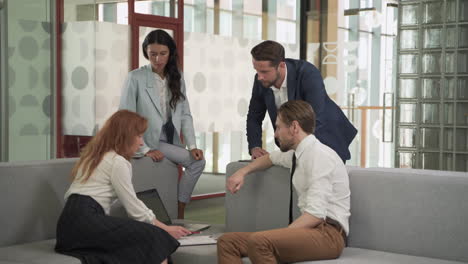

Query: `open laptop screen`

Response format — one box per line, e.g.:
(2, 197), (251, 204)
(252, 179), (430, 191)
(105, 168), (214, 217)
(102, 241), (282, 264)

(136, 189), (173, 225)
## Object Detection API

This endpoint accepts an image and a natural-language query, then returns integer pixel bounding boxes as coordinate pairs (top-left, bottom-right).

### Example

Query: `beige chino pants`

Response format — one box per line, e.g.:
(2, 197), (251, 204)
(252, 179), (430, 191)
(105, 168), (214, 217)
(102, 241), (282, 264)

(217, 222), (345, 264)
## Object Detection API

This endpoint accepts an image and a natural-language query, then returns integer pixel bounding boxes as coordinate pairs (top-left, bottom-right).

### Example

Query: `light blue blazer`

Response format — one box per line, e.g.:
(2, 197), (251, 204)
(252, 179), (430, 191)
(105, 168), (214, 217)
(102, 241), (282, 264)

(119, 64), (197, 157)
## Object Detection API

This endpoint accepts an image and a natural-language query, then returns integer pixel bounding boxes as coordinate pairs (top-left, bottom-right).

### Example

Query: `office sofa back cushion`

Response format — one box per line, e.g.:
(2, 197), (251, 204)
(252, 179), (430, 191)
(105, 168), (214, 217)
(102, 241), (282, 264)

(0, 159), (78, 247)
(348, 167), (468, 263)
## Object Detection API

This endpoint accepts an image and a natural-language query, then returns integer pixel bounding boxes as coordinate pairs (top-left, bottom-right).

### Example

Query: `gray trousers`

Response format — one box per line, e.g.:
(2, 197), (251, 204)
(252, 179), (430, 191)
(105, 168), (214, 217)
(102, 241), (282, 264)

(158, 140), (206, 203)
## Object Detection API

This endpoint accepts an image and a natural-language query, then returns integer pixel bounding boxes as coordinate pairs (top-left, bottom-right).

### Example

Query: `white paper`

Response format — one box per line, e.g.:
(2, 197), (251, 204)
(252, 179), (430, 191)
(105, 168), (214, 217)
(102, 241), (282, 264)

(178, 235), (218, 246)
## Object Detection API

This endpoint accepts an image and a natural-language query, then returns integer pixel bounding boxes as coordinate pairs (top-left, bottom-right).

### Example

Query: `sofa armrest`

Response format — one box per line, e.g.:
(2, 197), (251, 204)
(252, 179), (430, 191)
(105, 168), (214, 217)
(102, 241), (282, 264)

(225, 162), (301, 232)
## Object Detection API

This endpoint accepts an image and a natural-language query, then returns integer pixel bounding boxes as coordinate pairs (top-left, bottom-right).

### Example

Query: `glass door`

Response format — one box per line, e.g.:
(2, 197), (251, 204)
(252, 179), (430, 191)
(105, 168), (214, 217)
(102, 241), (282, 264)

(0, 0), (54, 162)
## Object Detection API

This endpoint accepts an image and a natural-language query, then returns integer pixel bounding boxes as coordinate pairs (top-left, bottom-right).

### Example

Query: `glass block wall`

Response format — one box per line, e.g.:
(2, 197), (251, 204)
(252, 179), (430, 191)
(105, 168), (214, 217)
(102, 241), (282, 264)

(396, 0), (468, 171)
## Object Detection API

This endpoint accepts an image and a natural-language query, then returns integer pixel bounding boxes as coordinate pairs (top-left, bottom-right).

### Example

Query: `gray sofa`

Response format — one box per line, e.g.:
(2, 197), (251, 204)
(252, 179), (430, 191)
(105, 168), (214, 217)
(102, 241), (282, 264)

(226, 162), (468, 264)
(0, 157), (178, 264)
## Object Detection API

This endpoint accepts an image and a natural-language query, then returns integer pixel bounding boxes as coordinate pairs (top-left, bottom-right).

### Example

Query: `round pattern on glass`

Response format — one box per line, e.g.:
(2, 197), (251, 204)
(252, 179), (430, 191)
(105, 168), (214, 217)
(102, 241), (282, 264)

(223, 50), (235, 69)
(72, 22), (88, 34)
(95, 95), (108, 119)
(19, 36), (39, 60)
(41, 22), (51, 33)
(95, 66), (108, 90)
(323, 76), (338, 95)
(20, 95), (39, 107)
(29, 66), (38, 89)
(42, 38), (51, 50)
(111, 40), (126, 61)
(71, 124), (89, 135)
(71, 66), (89, 90)
(95, 49), (107, 61)
(80, 38), (89, 60)
(238, 38), (249, 48)
(43, 67), (51, 90)
(208, 99), (222, 116)
(72, 96), (81, 118)
(237, 98), (248, 117)
(8, 66), (16, 88)
(19, 20), (37, 32)
(43, 124), (51, 135)
(42, 95), (51, 117)
(20, 124), (39, 136)
(9, 96), (16, 118)
(193, 72), (206, 93)
(8, 47), (15, 58)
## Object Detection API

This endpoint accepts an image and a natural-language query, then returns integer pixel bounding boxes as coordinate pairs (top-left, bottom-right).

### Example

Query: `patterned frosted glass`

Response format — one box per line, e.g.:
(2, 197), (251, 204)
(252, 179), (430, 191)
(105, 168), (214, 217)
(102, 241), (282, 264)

(399, 54), (418, 74)
(423, 2), (443, 24)
(422, 53), (442, 74)
(399, 79), (418, 98)
(423, 28), (442, 49)
(400, 104), (417, 123)
(184, 31), (299, 132)
(401, 29), (419, 50)
(62, 22), (130, 135)
(399, 127), (416, 147)
(401, 5), (419, 25)
(422, 79), (441, 99)
(421, 128), (440, 149)
(422, 103), (440, 124)
(6, 1), (52, 161)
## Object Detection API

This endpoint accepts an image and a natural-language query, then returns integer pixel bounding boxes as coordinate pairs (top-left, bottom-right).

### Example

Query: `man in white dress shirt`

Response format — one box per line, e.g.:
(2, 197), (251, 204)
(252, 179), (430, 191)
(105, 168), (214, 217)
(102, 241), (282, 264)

(218, 100), (350, 264)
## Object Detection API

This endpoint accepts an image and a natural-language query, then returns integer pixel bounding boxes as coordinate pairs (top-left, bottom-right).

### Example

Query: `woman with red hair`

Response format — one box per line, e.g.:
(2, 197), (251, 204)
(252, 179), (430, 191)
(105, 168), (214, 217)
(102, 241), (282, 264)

(55, 110), (189, 264)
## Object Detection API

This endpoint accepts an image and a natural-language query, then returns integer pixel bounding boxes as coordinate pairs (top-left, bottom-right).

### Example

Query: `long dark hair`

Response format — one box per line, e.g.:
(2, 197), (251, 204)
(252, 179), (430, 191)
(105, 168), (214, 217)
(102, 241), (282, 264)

(142, 29), (185, 109)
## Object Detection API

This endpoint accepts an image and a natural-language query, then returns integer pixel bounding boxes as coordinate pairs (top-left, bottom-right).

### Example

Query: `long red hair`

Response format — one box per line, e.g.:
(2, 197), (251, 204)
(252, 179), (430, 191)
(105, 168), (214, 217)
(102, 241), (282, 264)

(71, 110), (148, 182)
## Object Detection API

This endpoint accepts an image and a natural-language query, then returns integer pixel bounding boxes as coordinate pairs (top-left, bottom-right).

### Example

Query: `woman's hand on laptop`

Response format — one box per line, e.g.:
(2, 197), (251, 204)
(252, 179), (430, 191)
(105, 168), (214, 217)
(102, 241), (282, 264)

(164, 226), (192, 239)
(152, 218), (191, 239)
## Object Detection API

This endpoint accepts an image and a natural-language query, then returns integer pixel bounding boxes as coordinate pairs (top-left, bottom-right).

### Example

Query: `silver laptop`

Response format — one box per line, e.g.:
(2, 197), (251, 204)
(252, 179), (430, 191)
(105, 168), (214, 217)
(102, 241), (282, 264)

(136, 189), (211, 232)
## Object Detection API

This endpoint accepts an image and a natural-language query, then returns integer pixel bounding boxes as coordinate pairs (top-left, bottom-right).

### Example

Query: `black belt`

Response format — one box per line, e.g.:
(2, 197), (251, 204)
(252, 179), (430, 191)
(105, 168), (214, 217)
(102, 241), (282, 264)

(325, 217), (347, 245)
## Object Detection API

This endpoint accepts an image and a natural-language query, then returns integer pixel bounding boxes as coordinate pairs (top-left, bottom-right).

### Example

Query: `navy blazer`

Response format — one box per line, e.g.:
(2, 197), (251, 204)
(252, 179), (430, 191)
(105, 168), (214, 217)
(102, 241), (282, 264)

(246, 59), (358, 161)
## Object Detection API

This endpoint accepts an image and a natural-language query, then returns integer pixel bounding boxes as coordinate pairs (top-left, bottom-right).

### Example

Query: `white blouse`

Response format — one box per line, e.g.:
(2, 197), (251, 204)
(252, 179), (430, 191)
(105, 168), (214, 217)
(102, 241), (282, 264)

(65, 151), (156, 224)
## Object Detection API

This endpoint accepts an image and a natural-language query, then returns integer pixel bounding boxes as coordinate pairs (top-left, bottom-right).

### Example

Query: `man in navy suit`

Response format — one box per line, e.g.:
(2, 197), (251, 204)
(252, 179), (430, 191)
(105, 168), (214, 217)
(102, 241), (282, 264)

(247, 40), (357, 162)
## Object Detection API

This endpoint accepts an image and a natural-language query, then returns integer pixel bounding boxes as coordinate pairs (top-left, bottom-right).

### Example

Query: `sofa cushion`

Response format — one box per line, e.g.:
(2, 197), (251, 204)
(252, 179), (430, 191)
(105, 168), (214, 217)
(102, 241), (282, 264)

(0, 157), (178, 247)
(348, 168), (468, 262)
(241, 247), (468, 264)
(0, 239), (80, 264)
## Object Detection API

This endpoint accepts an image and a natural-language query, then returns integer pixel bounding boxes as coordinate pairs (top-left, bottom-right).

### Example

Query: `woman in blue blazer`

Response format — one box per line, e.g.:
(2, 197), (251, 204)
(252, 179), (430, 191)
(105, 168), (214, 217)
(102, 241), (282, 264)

(120, 29), (205, 219)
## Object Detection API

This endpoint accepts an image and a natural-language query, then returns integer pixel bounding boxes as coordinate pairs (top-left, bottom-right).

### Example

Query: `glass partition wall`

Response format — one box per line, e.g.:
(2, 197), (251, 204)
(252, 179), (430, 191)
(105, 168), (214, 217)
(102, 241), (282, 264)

(396, 0), (468, 171)
(0, 0), (54, 162)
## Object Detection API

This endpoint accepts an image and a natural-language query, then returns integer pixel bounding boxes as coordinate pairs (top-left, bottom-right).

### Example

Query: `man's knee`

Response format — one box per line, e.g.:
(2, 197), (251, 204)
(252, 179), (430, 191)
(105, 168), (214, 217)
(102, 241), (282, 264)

(247, 232), (273, 251)
(217, 233), (237, 251)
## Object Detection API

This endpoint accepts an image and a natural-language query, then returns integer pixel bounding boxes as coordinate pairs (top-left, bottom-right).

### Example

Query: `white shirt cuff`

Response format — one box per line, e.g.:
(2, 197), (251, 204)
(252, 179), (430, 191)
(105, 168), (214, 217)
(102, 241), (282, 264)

(188, 145), (197, 150)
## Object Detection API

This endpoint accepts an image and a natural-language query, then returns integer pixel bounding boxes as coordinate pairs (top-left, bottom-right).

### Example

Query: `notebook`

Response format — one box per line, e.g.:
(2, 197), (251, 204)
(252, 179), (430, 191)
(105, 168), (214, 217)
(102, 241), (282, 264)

(136, 189), (211, 232)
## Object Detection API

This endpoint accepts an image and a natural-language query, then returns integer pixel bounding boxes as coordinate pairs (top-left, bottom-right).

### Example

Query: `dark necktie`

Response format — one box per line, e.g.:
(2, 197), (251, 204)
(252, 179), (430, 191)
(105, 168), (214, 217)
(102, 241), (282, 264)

(289, 154), (297, 224)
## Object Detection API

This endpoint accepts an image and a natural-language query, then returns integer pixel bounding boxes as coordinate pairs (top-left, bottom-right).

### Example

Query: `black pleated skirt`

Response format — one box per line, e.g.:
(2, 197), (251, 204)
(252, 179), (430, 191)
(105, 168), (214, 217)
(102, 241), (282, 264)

(55, 194), (179, 264)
